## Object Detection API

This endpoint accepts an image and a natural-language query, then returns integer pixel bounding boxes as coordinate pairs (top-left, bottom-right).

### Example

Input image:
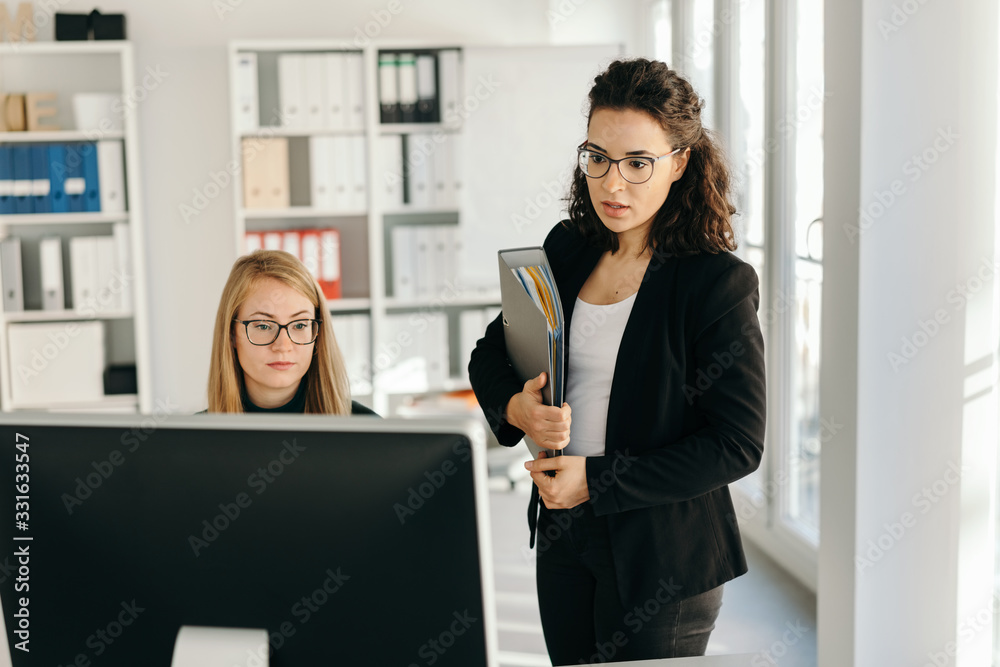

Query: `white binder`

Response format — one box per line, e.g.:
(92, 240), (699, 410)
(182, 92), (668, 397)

(309, 136), (335, 210)
(413, 226), (432, 300)
(432, 137), (455, 209)
(277, 54), (305, 128)
(97, 140), (126, 213)
(234, 52), (259, 132)
(112, 222), (132, 313)
(406, 134), (434, 209)
(39, 236), (64, 311)
(391, 226), (416, 300)
(379, 135), (404, 209)
(302, 54), (325, 130)
(0, 237), (24, 312)
(330, 135), (351, 212)
(345, 52), (366, 130)
(397, 52), (418, 123)
(94, 236), (117, 313)
(430, 226), (454, 295)
(322, 53), (347, 131)
(438, 49), (461, 127)
(350, 135), (367, 212)
(70, 236), (97, 312)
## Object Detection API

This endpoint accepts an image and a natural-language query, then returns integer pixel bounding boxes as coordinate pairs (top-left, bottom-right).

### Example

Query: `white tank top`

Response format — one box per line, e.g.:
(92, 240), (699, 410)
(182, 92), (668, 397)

(564, 291), (637, 457)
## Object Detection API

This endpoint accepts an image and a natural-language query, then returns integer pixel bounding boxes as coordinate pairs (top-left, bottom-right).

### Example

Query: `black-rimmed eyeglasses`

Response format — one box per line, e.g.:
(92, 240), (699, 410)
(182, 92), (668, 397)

(577, 141), (683, 184)
(233, 319), (321, 346)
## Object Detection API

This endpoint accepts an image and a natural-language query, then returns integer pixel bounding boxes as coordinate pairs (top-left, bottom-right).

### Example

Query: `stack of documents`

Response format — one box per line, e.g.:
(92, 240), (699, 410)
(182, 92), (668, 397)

(498, 247), (565, 456)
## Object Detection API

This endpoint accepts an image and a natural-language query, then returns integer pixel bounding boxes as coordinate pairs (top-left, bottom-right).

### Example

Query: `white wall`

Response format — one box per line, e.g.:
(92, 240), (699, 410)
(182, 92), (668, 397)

(36, 0), (640, 412)
(820, 0), (998, 665)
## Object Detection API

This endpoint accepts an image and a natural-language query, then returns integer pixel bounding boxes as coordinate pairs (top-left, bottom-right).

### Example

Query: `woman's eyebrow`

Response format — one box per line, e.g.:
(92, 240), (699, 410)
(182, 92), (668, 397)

(586, 142), (656, 157)
(247, 310), (310, 318)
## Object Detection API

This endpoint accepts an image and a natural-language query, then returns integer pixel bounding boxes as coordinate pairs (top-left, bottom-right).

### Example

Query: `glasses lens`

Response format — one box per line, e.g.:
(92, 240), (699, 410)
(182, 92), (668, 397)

(579, 150), (610, 178)
(288, 319), (319, 345)
(620, 158), (654, 184)
(246, 321), (278, 345)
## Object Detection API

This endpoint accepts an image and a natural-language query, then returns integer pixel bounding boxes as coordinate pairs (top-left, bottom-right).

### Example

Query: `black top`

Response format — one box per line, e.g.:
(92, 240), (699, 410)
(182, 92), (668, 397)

(468, 220), (766, 608)
(199, 380), (379, 416)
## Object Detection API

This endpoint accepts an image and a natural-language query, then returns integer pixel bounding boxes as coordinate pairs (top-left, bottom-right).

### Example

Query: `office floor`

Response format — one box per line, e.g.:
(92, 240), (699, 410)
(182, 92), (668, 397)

(486, 462), (818, 667)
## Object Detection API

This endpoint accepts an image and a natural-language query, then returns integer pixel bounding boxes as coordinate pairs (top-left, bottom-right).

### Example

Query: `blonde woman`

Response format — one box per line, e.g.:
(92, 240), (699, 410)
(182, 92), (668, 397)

(207, 250), (376, 415)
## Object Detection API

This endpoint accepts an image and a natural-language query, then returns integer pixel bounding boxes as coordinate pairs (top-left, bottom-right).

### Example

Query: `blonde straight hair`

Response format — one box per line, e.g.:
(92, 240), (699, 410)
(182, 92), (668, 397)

(208, 250), (352, 414)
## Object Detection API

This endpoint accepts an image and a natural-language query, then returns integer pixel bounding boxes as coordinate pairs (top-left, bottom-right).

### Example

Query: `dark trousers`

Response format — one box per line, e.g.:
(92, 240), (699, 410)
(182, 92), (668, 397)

(535, 501), (724, 665)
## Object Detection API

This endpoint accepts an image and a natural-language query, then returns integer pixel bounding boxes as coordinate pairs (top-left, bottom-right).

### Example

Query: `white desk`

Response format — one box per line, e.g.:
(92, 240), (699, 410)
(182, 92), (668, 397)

(602, 654), (757, 667)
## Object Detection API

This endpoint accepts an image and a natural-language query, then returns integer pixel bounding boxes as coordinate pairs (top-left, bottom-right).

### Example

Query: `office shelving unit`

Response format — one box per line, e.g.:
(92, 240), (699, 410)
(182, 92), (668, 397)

(0, 41), (151, 413)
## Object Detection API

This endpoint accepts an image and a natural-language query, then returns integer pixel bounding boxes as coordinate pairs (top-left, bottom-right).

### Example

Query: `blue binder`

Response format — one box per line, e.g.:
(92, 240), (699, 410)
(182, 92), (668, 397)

(11, 146), (32, 214)
(0, 147), (12, 215)
(29, 145), (51, 214)
(81, 142), (101, 213)
(65, 143), (86, 213)
(47, 144), (69, 213)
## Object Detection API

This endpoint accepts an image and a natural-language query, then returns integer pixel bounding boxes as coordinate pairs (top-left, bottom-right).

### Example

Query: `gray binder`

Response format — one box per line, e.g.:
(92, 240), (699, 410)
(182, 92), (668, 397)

(0, 237), (24, 312)
(498, 247), (565, 459)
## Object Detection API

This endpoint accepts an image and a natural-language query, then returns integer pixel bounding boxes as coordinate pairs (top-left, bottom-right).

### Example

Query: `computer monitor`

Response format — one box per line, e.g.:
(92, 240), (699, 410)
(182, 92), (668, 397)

(0, 413), (497, 666)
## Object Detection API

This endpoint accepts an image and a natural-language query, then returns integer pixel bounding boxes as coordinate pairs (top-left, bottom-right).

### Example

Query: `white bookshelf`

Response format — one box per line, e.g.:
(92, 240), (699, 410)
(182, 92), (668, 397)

(0, 41), (151, 414)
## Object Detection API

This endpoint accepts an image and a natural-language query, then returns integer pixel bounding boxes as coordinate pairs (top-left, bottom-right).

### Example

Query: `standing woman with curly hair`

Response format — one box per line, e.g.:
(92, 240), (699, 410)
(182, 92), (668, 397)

(469, 58), (765, 663)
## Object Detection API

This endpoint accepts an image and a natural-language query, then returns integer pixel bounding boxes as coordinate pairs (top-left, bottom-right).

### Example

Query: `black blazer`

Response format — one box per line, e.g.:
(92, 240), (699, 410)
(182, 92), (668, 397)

(468, 221), (766, 608)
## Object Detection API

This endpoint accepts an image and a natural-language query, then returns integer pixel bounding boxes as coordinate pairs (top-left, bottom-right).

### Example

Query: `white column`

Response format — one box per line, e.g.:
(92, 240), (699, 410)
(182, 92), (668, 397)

(820, 1), (999, 666)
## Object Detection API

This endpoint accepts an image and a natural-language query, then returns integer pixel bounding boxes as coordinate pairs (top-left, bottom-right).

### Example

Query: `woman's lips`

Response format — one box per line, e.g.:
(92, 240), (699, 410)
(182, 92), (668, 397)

(602, 201), (629, 217)
(268, 362), (294, 370)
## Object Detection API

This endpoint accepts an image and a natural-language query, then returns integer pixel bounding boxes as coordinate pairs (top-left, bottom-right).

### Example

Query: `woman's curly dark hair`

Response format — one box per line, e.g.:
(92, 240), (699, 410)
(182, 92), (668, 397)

(567, 58), (737, 256)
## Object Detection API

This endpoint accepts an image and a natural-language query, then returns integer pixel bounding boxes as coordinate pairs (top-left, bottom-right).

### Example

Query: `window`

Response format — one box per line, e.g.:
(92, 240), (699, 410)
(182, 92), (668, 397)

(652, 0), (825, 586)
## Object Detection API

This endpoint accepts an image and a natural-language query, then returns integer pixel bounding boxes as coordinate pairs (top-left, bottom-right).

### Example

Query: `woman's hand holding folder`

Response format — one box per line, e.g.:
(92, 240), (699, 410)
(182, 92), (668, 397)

(504, 371), (572, 451)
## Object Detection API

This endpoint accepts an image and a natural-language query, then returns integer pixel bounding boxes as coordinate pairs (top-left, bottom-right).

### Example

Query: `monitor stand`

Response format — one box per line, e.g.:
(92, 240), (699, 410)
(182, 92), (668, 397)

(171, 626), (269, 667)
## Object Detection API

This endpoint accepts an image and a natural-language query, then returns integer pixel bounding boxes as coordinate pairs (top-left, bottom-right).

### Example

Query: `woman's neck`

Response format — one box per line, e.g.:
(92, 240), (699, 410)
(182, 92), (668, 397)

(615, 227), (652, 259)
(245, 382), (299, 409)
